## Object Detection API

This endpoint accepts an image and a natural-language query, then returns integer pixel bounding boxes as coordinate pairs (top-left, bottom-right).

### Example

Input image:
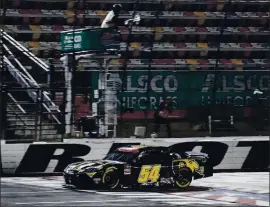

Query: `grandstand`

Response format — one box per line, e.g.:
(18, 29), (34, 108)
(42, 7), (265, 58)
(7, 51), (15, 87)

(0, 0), (269, 141)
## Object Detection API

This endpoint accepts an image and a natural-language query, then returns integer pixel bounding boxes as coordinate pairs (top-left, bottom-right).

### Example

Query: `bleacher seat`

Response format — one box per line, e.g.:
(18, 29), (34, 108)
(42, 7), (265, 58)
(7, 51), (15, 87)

(2, 0), (269, 123)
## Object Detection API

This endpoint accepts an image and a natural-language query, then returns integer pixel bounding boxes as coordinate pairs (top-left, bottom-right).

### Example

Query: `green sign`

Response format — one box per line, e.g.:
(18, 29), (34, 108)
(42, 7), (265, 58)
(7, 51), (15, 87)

(61, 28), (120, 52)
(91, 71), (270, 110)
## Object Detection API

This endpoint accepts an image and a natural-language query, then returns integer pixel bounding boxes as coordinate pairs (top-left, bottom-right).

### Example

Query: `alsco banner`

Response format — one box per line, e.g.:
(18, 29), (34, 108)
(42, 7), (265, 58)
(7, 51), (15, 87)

(91, 71), (270, 111)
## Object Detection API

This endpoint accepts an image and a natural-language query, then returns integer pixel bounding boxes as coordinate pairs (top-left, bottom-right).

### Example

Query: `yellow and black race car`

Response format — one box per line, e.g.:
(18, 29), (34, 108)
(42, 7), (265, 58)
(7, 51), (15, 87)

(63, 145), (213, 189)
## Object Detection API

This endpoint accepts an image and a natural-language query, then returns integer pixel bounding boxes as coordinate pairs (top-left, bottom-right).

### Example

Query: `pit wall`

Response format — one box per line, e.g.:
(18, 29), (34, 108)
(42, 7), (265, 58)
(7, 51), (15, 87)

(1, 136), (269, 175)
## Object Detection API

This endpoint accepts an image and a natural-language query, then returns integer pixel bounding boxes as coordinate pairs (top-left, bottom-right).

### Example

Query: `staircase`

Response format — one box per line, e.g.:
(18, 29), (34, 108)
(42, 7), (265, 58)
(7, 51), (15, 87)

(1, 29), (64, 142)
(6, 93), (63, 141)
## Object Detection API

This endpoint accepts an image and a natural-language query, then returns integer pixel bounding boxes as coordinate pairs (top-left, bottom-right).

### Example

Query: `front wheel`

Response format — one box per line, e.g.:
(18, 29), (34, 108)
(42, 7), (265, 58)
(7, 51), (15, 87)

(101, 167), (120, 190)
(174, 167), (192, 189)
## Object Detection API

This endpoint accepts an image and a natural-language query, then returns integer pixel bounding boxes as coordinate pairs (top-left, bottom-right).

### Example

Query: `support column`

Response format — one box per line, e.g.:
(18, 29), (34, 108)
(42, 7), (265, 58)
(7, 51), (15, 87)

(61, 55), (72, 135)
(0, 85), (7, 140)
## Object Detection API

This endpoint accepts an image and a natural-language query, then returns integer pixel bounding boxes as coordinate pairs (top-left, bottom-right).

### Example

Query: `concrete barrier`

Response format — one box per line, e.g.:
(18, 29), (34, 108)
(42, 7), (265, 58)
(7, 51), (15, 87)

(1, 136), (269, 175)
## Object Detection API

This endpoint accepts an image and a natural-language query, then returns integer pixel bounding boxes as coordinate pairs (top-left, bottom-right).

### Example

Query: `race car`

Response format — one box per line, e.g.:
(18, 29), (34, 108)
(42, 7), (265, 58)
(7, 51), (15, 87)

(63, 145), (213, 189)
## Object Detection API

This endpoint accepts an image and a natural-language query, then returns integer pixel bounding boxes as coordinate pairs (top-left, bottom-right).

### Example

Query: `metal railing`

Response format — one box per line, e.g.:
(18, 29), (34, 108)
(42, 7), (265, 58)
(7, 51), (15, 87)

(1, 87), (66, 142)
(1, 30), (49, 72)
(2, 30), (62, 125)
(3, 55), (61, 125)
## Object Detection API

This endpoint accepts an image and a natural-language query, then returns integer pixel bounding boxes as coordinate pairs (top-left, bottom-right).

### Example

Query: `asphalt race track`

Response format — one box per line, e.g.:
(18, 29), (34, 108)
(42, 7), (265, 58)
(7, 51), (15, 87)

(1, 173), (269, 207)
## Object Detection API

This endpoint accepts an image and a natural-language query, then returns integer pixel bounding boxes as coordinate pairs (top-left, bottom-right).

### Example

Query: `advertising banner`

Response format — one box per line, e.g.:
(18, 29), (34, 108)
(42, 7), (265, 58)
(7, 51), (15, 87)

(61, 28), (120, 52)
(91, 71), (270, 111)
(2, 137), (269, 174)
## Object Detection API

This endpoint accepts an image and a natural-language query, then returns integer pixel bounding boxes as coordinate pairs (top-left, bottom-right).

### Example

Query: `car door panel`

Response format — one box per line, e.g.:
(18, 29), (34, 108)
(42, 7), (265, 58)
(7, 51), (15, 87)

(132, 151), (166, 184)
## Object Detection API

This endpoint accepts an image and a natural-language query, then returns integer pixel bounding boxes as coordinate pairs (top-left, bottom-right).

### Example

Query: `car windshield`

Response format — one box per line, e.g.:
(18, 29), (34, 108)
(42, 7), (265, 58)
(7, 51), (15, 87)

(103, 151), (136, 162)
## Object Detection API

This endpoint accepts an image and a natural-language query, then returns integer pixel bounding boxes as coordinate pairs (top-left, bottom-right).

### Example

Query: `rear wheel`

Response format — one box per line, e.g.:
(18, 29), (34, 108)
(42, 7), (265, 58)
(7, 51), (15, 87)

(102, 167), (120, 189)
(174, 167), (192, 189)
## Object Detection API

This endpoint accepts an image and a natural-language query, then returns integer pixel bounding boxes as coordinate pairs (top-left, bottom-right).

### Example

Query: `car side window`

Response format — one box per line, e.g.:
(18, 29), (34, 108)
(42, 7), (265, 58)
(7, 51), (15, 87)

(140, 152), (163, 165)
(162, 153), (173, 164)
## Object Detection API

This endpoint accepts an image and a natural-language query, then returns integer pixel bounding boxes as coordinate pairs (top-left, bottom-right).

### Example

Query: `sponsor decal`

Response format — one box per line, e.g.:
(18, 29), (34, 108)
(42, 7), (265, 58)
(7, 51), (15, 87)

(93, 178), (101, 184)
(124, 164), (132, 175)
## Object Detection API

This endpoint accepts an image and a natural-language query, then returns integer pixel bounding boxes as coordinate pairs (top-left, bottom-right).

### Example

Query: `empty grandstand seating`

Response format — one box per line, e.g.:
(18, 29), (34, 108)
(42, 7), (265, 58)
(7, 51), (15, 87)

(3, 0), (269, 68)
(1, 0), (269, 137)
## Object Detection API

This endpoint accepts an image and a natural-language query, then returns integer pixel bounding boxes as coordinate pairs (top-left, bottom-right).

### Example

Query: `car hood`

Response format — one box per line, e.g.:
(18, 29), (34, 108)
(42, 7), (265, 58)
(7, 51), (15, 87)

(64, 159), (125, 173)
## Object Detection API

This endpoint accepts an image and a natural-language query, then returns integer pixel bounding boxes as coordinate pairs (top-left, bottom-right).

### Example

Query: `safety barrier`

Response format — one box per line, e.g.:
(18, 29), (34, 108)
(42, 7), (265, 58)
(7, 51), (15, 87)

(1, 136), (269, 175)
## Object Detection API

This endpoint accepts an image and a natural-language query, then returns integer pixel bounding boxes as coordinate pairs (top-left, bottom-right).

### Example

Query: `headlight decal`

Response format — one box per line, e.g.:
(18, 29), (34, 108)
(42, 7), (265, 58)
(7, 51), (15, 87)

(86, 172), (97, 178)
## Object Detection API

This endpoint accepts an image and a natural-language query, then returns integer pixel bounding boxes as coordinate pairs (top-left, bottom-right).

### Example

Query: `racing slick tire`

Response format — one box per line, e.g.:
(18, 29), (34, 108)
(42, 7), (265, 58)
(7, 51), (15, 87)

(174, 167), (193, 189)
(101, 167), (120, 190)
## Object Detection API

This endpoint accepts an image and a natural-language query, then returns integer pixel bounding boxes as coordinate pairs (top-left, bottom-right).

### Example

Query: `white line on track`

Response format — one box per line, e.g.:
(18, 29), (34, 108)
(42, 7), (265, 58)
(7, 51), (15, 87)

(72, 190), (97, 193)
(96, 192), (163, 196)
(167, 201), (235, 206)
(147, 197), (235, 205)
(117, 195), (179, 198)
(2, 173), (269, 206)
(1, 190), (67, 194)
(256, 200), (270, 206)
(190, 193), (215, 198)
(15, 200), (130, 205)
(216, 196), (238, 202)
